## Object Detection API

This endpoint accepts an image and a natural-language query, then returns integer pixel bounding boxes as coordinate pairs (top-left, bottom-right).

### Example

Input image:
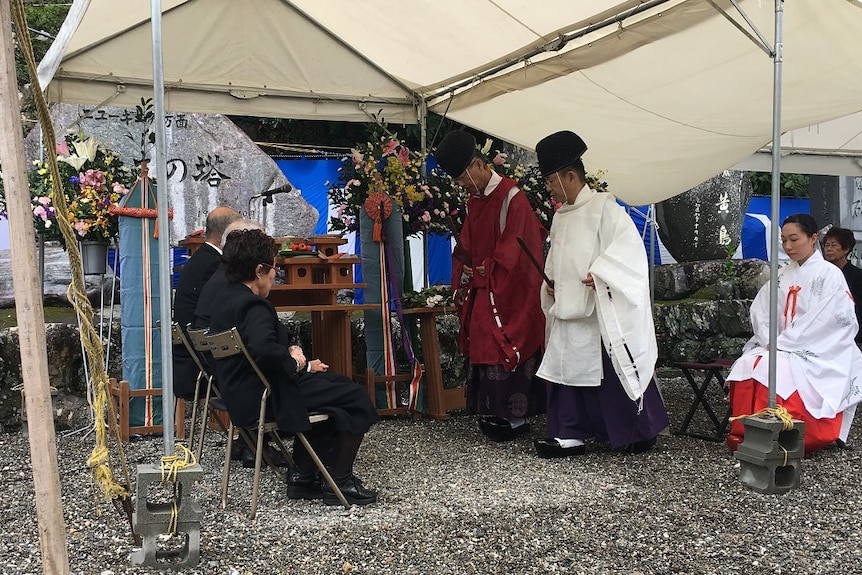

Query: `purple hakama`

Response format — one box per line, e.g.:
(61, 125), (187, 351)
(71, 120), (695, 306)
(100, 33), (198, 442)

(546, 348), (668, 448)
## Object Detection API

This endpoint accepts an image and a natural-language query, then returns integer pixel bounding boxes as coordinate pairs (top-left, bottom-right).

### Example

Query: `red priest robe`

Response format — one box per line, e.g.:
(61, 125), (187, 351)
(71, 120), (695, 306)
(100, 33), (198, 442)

(451, 172), (547, 369)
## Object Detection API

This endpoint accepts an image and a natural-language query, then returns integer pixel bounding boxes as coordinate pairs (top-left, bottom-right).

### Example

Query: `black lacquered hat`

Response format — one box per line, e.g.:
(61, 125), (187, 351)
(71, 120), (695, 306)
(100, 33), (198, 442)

(536, 131), (588, 177)
(434, 130), (476, 177)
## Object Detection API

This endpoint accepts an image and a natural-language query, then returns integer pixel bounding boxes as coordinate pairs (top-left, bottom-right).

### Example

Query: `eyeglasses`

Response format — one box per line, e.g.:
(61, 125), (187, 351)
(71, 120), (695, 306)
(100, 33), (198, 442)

(258, 262), (275, 274)
(823, 242), (843, 250)
(454, 159), (475, 184)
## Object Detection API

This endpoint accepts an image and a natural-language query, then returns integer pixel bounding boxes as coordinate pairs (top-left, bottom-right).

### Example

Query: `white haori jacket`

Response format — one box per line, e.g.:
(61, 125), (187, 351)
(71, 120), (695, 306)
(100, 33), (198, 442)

(537, 186), (657, 401)
(728, 249), (862, 419)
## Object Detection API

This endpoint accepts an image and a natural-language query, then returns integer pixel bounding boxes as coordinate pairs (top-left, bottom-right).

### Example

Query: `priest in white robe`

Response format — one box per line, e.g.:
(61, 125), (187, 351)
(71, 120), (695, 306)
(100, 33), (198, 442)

(532, 131), (669, 458)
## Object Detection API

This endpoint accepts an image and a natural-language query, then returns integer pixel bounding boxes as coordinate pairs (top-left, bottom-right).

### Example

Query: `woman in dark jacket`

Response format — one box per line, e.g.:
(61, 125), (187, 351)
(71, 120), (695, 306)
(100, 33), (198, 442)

(823, 226), (862, 345)
(209, 228), (379, 505)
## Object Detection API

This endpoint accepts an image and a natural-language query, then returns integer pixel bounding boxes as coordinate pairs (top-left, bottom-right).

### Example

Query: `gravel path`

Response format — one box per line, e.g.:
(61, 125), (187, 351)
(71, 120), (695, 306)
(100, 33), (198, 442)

(2, 373), (861, 575)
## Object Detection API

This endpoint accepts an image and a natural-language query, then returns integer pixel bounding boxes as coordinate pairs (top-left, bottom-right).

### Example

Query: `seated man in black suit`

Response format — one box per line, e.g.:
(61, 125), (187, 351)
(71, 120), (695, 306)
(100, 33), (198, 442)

(172, 206), (241, 400)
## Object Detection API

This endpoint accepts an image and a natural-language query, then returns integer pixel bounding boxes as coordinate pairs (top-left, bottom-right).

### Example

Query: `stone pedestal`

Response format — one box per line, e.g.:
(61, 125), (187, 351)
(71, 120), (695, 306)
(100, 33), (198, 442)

(734, 415), (805, 494)
(131, 463), (202, 568)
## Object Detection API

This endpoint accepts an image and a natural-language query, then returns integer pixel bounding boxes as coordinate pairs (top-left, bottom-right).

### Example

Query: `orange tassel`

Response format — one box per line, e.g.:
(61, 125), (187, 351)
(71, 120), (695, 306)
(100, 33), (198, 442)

(373, 217), (382, 242)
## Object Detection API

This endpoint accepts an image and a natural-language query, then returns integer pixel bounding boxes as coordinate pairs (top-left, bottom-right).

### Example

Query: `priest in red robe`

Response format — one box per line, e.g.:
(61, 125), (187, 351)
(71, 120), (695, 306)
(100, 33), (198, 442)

(435, 130), (548, 441)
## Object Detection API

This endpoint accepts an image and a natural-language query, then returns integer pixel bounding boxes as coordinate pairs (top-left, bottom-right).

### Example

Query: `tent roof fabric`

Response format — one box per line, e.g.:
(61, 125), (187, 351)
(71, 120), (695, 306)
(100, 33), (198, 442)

(39, 0), (862, 205)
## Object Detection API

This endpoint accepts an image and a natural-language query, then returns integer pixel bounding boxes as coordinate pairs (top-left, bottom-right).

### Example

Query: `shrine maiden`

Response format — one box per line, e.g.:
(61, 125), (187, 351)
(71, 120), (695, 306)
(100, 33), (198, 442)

(726, 213), (862, 454)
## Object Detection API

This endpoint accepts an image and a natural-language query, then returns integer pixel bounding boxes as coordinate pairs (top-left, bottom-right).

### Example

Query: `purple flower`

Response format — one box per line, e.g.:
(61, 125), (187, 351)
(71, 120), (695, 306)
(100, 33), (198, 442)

(69, 176), (80, 185)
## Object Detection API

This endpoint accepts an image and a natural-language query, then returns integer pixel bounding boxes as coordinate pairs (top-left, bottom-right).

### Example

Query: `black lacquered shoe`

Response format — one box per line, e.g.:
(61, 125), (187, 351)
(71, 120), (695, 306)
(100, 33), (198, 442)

(323, 474), (378, 506)
(478, 418), (530, 442)
(287, 470), (323, 500)
(618, 436), (657, 454)
(534, 438), (586, 458)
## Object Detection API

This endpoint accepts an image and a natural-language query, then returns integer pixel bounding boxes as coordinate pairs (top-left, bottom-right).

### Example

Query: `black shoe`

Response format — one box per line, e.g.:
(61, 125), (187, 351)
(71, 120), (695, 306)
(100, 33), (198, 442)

(478, 418), (530, 442)
(229, 441), (245, 462)
(618, 436), (657, 454)
(836, 439), (853, 451)
(287, 470), (323, 500)
(534, 438), (586, 458)
(242, 444), (289, 468)
(323, 474), (378, 506)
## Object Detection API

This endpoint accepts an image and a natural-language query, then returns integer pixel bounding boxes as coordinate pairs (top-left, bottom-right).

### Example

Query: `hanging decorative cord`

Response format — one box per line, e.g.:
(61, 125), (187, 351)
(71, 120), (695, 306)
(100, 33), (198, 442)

(12, 0), (132, 507)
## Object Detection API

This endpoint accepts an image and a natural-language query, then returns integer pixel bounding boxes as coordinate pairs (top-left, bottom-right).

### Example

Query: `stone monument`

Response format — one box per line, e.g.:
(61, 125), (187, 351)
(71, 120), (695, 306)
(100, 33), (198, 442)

(656, 170), (753, 262)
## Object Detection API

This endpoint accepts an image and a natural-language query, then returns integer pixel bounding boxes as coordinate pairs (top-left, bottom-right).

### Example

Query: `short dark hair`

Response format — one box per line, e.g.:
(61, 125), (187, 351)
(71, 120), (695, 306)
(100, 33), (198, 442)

(559, 159), (586, 182)
(222, 229), (277, 283)
(782, 213), (818, 237)
(823, 226), (856, 252)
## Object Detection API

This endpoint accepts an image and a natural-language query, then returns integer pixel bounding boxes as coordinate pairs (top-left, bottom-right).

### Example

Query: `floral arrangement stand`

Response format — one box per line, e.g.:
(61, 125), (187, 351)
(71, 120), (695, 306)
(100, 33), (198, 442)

(400, 306), (463, 419)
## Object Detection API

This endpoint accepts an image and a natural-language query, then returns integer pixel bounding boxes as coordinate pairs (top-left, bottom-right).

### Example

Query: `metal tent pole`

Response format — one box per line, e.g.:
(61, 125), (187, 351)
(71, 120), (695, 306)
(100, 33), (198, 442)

(151, 0), (174, 454)
(767, 0), (784, 409)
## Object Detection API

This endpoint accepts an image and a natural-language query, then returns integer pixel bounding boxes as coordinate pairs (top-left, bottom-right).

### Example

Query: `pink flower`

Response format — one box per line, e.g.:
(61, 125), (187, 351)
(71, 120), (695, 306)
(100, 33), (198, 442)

(381, 139), (399, 156)
(33, 206), (46, 219)
(350, 148), (364, 165)
(397, 146), (410, 166)
(56, 139), (69, 156)
(37, 196), (51, 206)
(492, 152), (506, 165)
(112, 182), (129, 195)
(74, 221), (89, 236)
(79, 169), (106, 189)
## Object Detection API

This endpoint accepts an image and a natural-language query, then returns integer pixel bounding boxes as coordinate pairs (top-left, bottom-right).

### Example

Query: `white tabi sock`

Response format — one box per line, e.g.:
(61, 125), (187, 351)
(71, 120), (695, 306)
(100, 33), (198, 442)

(554, 438), (585, 448)
(507, 417), (528, 428)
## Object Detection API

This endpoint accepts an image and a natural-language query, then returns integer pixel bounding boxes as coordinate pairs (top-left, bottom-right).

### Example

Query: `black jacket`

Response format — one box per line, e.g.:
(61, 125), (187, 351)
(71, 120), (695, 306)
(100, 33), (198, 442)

(171, 243), (222, 398)
(208, 281), (310, 432)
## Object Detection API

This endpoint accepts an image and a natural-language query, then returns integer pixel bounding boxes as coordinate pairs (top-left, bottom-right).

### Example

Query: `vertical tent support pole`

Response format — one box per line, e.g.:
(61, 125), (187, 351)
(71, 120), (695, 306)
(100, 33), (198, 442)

(151, 0), (174, 454)
(767, 0), (784, 409)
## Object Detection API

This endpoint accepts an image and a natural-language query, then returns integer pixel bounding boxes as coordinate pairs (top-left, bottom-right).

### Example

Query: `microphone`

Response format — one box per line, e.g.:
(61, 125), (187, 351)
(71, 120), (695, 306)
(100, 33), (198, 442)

(251, 183), (293, 199)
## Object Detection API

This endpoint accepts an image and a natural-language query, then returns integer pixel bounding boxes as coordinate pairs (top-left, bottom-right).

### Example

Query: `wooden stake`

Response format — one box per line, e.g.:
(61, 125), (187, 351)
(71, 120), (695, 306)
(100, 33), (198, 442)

(0, 2), (71, 573)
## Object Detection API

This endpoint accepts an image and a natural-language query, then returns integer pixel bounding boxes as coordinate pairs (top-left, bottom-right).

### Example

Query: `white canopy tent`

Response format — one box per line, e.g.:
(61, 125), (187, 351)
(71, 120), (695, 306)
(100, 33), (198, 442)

(38, 0), (862, 206)
(734, 110), (862, 175)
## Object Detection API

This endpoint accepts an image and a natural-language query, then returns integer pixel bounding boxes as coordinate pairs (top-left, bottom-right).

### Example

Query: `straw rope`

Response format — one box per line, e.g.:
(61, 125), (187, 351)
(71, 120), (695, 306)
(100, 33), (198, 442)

(159, 444), (197, 534)
(12, 0), (132, 502)
(730, 405), (796, 466)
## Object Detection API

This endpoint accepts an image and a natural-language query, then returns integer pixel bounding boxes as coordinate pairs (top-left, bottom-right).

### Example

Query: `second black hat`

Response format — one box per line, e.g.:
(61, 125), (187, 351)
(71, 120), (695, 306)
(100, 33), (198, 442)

(536, 131), (588, 177)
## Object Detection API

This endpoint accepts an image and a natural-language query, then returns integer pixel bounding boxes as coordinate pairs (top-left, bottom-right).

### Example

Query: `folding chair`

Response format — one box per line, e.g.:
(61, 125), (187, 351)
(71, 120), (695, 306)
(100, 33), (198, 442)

(184, 325), (229, 461)
(206, 327), (350, 517)
(170, 322), (219, 460)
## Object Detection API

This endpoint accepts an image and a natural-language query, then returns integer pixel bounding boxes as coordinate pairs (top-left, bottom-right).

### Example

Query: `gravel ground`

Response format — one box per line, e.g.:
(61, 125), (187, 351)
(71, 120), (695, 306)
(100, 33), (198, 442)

(2, 373), (862, 575)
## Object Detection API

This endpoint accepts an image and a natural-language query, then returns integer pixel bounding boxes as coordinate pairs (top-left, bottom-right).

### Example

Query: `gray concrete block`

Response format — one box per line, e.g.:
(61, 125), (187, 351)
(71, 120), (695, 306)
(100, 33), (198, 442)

(132, 463), (203, 568)
(131, 525), (200, 568)
(734, 449), (802, 494)
(735, 415), (805, 460)
(734, 416), (804, 494)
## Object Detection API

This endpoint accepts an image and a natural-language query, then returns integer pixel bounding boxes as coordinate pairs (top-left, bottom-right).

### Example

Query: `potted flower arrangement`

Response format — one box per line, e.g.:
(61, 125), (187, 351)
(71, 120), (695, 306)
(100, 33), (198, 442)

(35, 133), (133, 246)
(0, 133), (135, 273)
(327, 130), (609, 240)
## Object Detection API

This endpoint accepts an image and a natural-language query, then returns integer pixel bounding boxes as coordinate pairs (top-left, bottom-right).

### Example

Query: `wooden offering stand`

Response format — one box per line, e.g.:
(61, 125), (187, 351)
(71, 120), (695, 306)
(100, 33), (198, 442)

(268, 235), (373, 377)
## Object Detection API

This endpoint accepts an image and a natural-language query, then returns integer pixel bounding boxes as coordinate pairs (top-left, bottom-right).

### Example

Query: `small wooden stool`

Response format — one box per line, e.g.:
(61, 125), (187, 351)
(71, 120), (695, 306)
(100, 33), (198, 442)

(674, 360), (733, 442)
(109, 378), (185, 442)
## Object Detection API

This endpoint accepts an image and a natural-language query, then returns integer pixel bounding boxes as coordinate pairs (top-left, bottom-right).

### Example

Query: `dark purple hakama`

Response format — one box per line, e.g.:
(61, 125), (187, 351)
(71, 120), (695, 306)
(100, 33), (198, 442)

(545, 348), (669, 448)
(466, 349), (547, 419)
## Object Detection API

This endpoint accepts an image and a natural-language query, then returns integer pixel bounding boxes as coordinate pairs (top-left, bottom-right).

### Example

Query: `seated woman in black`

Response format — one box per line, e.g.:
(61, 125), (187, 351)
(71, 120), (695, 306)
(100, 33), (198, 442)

(823, 226), (862, 345)
(209, 228), (379, 505)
